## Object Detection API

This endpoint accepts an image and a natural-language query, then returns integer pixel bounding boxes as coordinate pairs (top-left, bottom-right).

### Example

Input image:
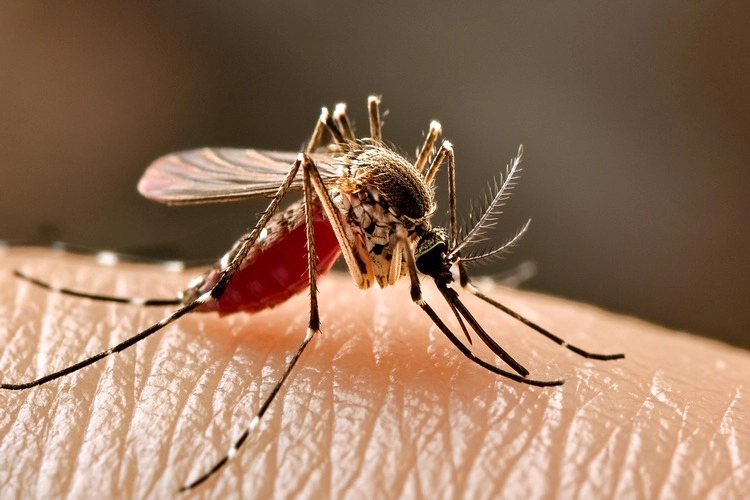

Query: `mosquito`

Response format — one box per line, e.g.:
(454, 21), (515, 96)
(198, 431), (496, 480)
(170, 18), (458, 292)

(2, 96), (624, 491)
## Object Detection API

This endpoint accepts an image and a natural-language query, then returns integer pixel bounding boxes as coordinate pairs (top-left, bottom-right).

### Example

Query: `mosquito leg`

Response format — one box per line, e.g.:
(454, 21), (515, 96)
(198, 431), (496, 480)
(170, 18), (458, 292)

(321, 107), (347, 146)
(211, 154), (308, 299)
(439, 285), (529, 376)
(458, 264), (625, 361)
(181, 153), (326, 491)
(10, 242), (189, 305)
(414, 120), (442, 174)
(211, 102), (343, 300)
(1, 241), (192, 269)
(13, 269), (182, 307)
(1, 299), (203, 390)
(333, 103), (355, 142)
(423, 141), (458, 248)
(396, 229), (563, 387)
(306, 107), (329, 153)
(445, 297), (473, 345)
(422, 140), (448, 183)
(368, 95), (382, 143)
(2, 153), (308, 390)
(300, 152), (372, 289)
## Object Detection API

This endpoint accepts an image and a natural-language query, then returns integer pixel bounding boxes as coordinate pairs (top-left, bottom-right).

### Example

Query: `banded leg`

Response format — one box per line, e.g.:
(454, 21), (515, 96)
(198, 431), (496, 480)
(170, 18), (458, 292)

(0, 156), (307, 391)
(302, 145), (374, 288)
(10, 243), (192, 306)
(458, 264), (625, 361)
(12, 269), (182, 307)
(423, 141), (457, 247)
(396, 229), (564, 387)
(333, 103), (355, 142)
(321, 107), (347, 145)
(210, 109), (330, 298)
(181, 153), (326, 491)
(0, 106), (341, 391)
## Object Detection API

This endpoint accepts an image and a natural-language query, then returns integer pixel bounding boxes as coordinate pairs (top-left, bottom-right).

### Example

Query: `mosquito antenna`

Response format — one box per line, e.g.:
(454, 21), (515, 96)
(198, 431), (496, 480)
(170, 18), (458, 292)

(438, 285), (529, 377)
(399, 227), (562, 387)
(458, 265), (625, 361)
(0, 297), (207, 390)
(460, 219), (531, 264)
(13, 270), (182, 307)
(449, 145), (523, 260)
(181, 327), (316, 491)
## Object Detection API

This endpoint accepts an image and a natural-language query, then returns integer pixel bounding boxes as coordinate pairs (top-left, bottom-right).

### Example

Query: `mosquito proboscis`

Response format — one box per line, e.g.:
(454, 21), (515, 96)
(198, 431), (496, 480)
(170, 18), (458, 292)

(2, 96), (624, 491)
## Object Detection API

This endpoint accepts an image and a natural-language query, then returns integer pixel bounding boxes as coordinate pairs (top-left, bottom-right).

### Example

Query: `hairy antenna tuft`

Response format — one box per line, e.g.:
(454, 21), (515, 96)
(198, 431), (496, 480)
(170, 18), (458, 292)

(449, 146), (524, 259)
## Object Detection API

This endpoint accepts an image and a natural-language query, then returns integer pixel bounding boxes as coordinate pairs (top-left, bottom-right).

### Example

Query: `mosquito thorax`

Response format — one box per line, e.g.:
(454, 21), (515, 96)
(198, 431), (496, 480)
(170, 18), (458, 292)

(331, 142), (435, 288)
(336, 143), (433, 222)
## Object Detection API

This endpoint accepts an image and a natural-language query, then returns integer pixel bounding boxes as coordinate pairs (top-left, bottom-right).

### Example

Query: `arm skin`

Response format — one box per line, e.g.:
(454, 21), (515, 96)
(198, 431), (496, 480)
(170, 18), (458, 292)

(0, 247), (748, 498)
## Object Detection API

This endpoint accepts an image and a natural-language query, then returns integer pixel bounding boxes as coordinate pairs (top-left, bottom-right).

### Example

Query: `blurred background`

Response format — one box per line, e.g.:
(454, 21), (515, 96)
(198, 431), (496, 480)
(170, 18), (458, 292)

(1, 3), (747, 348)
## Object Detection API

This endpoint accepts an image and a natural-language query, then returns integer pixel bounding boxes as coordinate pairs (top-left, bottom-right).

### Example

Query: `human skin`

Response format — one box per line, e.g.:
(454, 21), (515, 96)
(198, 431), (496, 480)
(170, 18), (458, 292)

(0, 247), (748, 499)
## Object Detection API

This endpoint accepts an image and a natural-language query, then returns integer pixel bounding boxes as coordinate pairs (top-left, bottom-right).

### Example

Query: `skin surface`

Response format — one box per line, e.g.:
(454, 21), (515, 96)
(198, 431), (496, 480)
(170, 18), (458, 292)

(0, 247), (748, 499)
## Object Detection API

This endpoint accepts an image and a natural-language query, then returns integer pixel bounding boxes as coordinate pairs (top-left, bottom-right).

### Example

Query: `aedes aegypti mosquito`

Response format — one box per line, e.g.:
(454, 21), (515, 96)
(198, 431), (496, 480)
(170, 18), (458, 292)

(3, 96), (624, 491)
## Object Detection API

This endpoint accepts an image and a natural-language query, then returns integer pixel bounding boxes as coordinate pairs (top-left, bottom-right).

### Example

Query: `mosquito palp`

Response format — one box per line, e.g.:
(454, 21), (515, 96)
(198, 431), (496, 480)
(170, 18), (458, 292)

(3, 96), (624, 491)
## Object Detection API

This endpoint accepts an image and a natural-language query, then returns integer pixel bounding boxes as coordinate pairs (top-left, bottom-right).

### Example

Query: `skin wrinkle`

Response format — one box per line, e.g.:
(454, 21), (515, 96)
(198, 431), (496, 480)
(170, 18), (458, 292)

(293, 362), (332, 494)
(162, 336), (218, 485)
(152, 337), (211, 487)
(69, 356), (125, 496)
(333, 345), (383, 496)
(2, 248), (750, 497)
(205, 340), (271, 494)
(500, 392), (554, 498)
(450, 374), (488, 499)
(659, 396), (693, 498)
(40, 323), (102, 498)
(564, 408), (619, 496)
(612, 379), (652, 497)
(61, 392), (101, 496)
(561, 373), (621, 494)
(722, 387), (745, 472)
(122, 320), (188, 496)
(652, 373), (698, 498)
(364, 295), (408, 496)
(700, 389), (746, 497)
(452, 372), (500, 495)
(401, 353), (441, 496)
(119, 308), (147, 493)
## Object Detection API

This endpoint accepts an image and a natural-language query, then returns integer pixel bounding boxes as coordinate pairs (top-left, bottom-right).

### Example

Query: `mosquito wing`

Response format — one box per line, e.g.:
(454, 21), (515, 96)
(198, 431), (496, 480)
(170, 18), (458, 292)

(137, 148), (340, 205)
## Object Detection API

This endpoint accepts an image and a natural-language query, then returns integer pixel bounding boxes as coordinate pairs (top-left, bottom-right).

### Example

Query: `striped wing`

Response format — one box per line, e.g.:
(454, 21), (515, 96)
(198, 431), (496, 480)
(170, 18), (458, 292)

(137, 148), (339, 205)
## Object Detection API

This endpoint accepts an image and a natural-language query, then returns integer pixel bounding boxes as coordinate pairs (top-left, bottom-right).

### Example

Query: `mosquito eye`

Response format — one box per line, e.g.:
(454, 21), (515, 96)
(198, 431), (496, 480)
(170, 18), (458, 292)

(415, 245), (446, 276)
(415, 229), (449, 276)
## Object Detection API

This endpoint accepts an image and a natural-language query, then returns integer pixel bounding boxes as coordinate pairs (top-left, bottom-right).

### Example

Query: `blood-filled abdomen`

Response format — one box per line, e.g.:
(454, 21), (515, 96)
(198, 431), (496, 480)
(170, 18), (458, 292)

(193, 202), (341, 315)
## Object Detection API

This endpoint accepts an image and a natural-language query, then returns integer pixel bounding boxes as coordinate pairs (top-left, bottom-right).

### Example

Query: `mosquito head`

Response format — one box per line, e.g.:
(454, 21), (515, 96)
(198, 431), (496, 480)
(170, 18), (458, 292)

(415, 227), (455, 286)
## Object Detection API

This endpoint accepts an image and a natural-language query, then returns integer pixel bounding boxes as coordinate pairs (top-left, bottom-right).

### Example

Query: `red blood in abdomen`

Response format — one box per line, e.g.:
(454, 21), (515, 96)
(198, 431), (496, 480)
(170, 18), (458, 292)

(199, 213), (341, 315)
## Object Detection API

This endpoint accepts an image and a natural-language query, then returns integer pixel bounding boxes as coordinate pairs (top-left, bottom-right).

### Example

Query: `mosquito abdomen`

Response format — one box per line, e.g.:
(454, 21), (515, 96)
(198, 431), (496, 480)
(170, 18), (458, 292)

(194, 203), (341, 315)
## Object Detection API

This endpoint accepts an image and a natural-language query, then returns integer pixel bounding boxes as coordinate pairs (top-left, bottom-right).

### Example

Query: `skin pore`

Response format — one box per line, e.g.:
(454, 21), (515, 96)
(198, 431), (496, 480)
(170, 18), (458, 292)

(1, 247), (748, 498)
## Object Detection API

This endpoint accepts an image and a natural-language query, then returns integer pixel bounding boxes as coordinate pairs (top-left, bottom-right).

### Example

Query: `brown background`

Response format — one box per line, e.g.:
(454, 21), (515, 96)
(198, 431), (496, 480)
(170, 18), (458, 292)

(0, 3), (747, 348)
